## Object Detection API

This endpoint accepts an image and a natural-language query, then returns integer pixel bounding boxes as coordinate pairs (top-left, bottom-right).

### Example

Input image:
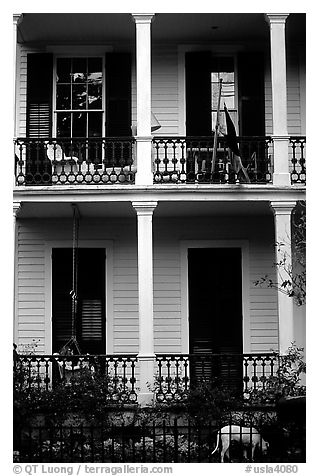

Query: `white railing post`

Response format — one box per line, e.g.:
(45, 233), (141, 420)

(132, 201), (158, 405)
(132, 14), (155, 186)
(266, 14), (290, 186)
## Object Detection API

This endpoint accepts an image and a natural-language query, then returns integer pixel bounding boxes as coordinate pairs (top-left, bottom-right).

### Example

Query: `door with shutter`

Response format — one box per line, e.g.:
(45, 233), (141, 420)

(52, 248), (106, 354)
(188, 248), (243, 391)
(185, 51), (265, 136)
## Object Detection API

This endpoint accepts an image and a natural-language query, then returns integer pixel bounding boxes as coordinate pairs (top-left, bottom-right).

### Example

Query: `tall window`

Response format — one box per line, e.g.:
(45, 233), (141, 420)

(55, 57), (103, 138)
(211, 57), (236, 133)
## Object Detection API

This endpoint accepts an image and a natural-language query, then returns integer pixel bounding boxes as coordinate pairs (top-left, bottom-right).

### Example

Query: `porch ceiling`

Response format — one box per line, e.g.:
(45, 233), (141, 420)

(16, 200), (273, 219)
(15, 13), (281, 45)
(16, 12), (305, 47)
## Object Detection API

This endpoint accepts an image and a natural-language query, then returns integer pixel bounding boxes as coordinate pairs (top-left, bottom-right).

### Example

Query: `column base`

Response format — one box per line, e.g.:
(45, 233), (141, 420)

(273, 172), (291, 186)
(137, 391), (155, 407)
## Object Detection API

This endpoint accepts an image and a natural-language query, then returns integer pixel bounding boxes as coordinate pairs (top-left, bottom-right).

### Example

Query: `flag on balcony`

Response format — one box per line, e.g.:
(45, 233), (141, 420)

(223, 104), (250, 182)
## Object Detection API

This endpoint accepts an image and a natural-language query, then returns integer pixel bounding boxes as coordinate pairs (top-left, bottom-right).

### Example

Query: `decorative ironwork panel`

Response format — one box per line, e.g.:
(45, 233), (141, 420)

(14, 354), (138, 403)
(152, 136), (273, 184)
(155, 353), (278, 403)
(289, 137), (306, 184)
(14, 137), (136, 186)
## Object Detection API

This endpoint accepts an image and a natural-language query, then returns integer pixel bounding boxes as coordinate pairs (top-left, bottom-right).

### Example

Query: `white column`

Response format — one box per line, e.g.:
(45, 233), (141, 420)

(13, 14), (22, 138)
(132, 201), (157, 405)
(271, 201), (296, 354)
(13, 202), (22, 346)
(132, 14), (155, 186)
(266, 14), (290, 186)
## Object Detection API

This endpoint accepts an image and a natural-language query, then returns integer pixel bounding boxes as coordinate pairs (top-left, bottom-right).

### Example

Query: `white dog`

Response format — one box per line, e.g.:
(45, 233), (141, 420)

(211, 425), (269, 462)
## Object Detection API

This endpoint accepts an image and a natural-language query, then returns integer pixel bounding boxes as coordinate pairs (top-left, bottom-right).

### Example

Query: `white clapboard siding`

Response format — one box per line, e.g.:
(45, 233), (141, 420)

(16, 223), (46, 348)
(264, 49), (302, 136)
(249, 244), (279, 352)
(113, 240), (139, 353)
(17, 43), (304, 140)
(16, 216), (279, 356)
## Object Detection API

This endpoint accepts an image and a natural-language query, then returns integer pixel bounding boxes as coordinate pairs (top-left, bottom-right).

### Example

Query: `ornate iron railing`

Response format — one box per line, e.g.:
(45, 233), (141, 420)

(14, 137), (136, 186)
(15, 418), (303, 463)
(289, 136), (306, 184)
(152, 136), (273, 184)
(14, 354), (138, 403)
(155, 353), (278, 403)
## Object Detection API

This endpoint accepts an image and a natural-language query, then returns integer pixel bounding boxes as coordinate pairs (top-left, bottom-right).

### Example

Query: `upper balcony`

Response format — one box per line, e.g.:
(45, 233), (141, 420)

(13, 13), (306, 191)
(14, 135), (306, 186)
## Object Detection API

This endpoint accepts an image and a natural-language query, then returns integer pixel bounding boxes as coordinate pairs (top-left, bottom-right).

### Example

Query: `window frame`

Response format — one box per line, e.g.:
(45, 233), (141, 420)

(52, 54), (106, 138)
(210, 54), (239, 135)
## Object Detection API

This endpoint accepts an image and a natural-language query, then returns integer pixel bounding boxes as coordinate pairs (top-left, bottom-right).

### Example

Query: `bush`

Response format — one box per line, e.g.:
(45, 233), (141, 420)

(246, 344), (306, 406)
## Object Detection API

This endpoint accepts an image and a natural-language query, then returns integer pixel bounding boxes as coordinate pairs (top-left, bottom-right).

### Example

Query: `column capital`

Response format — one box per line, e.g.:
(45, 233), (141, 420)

(132, 201), (158, 215)
(13, 201), (22, 218)
(265, 13), (289, 25)
(270, 201), (296, 215)
(13, 14), (23, 26)
(131, 14), (155, 24)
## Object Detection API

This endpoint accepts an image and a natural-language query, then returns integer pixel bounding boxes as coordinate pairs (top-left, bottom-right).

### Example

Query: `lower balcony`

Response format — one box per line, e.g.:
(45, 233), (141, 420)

(14, 136), (306, 186)
(14, 352), (278, 404)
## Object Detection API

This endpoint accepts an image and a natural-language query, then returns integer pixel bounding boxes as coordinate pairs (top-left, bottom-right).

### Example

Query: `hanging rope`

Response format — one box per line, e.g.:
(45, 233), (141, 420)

(60, 204), (81, 356)
(71, 204), (80, 339)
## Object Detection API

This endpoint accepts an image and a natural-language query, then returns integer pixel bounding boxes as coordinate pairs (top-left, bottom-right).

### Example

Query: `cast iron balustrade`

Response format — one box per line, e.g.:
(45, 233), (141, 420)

(152, 136), (273, 184)
(14, 354), (138, 403)
(15, 417), (305, 463)
(14, 137), (136, 186)
(290, 136), (306, 184)
(155, 353), (278, 403)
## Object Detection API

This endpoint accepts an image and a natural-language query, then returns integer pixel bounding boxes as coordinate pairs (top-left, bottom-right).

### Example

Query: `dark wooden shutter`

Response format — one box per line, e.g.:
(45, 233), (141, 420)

(52, 248), (73, 353)
(27, 53), (53, 138)
(188, 248), (243, 392)
(238, 52), (265, 136)
(185, 51), (212, 136)
(52, 248), (106, 355)
(105, 53), (132, 137)
(26, 53), (53, 183)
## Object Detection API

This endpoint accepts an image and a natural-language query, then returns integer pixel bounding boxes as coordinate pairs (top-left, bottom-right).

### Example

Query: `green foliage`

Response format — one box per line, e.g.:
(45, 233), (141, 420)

(255, 201), (306, 306)
(14, 367), (137, 426)
(246, 344), (306, 406)
(150, 376), (244, 425)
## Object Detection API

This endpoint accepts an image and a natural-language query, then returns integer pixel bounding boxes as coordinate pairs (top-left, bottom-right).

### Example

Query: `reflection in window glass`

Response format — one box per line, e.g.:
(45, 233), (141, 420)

(72, 84), (87, 109)
(55, 57), (103, 138)
(211, 58), (236, 133)
(57, 113), (71, 137)
(56, 58), (71, 83)
(56, 84), (71, 110)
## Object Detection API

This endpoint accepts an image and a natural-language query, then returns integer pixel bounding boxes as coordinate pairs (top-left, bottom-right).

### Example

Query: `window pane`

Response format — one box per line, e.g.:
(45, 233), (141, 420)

(57, 113), (71, 137)
(88, 112), (103, 137)
(88, 83), (102, 109)
(88, 58), (102, 83)
(72, 112), (87, 137)
(72, 58), (87, 83)
(57, 58), (71, 83)
(72, 84), (87, 109)
(56, 84), (71, 110)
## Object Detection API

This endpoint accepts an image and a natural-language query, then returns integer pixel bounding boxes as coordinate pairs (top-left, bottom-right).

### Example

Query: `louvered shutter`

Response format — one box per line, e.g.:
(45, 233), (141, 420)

(238, 52), (265, 136)
(52, 248), (106, 355)
(26, 53), (53, 183)
(188, 248), (243, 392)
(105, 53), (132, 137)
(185, 51), (212, 136)
(52, 248), (73, 353)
